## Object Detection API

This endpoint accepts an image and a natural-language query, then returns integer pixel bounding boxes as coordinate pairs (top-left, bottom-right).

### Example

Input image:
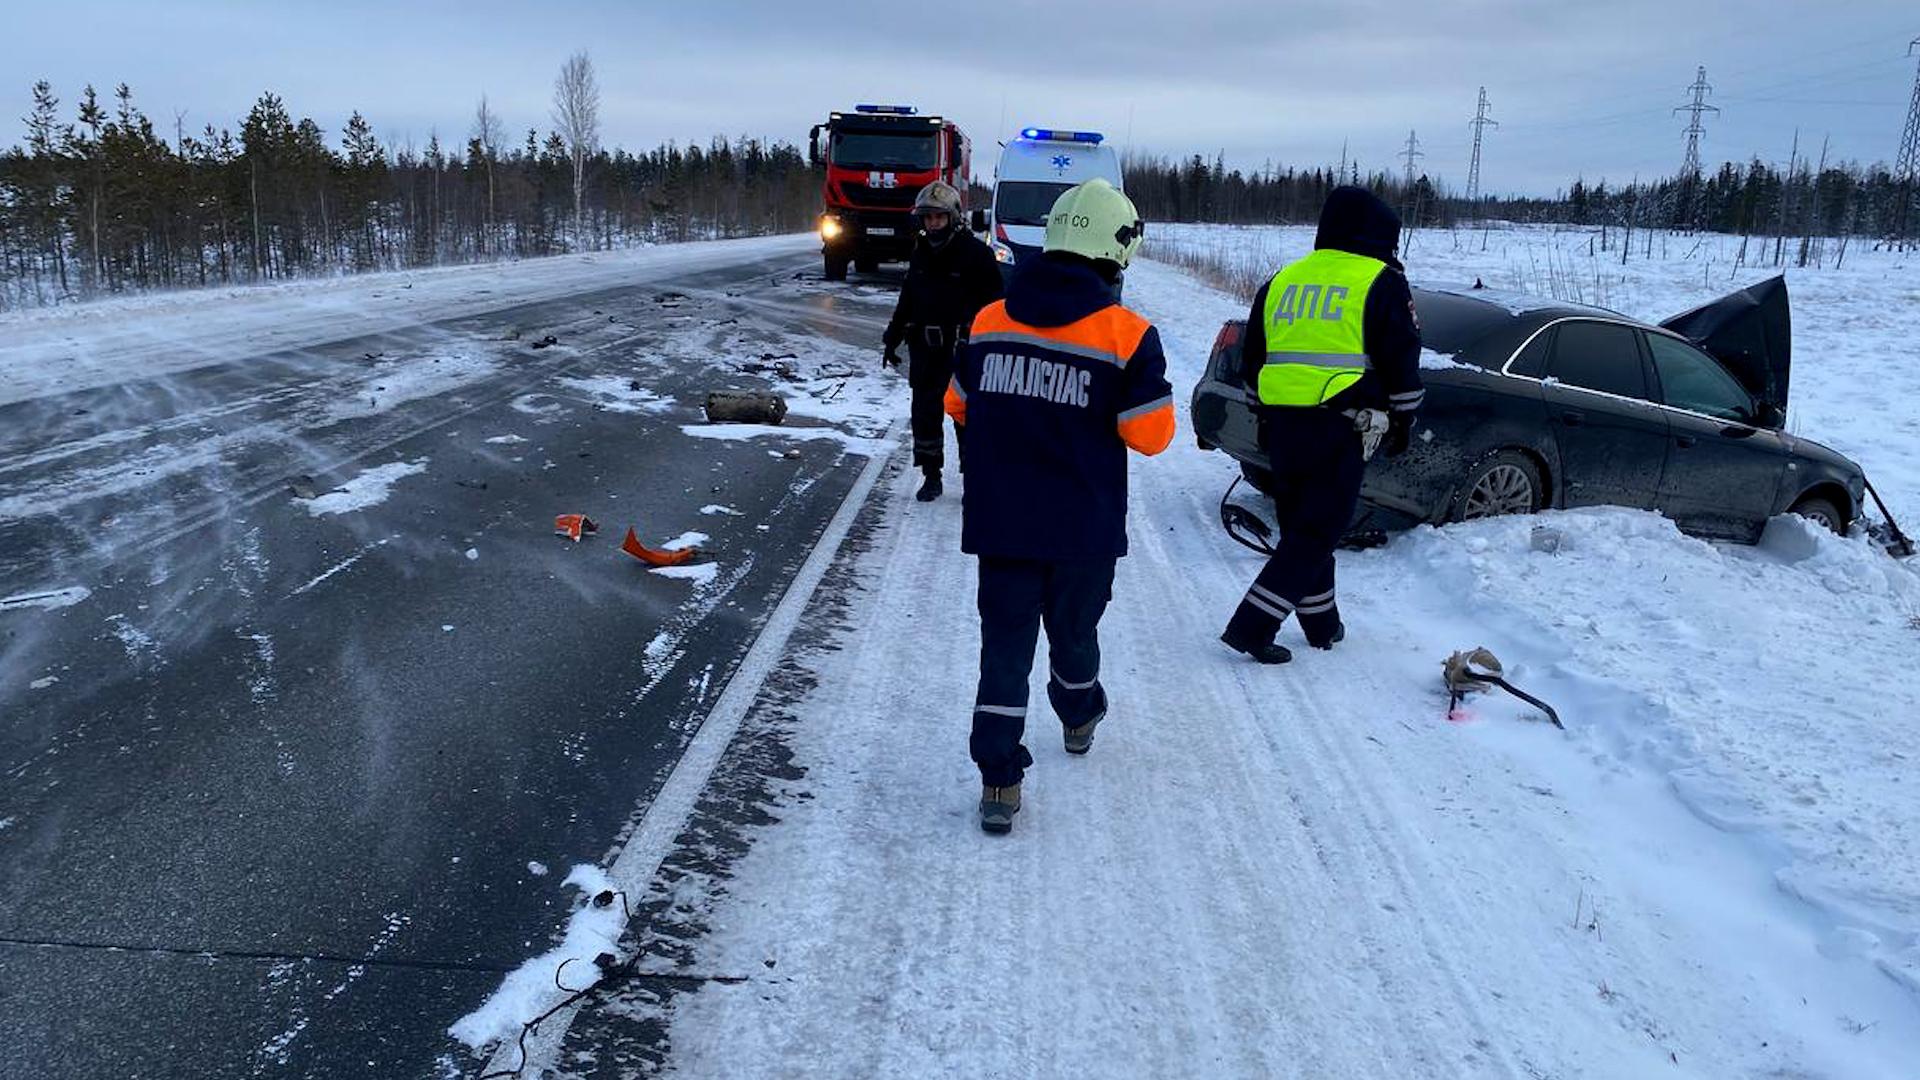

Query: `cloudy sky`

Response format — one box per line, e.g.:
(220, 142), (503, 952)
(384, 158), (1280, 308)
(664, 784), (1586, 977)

(3, 0), (1915, 195)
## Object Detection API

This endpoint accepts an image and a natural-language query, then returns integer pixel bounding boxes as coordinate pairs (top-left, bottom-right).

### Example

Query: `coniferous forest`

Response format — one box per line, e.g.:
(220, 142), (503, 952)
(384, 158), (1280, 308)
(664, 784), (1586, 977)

(1, 75), (1910, 310)
(0, 80), (821, 309)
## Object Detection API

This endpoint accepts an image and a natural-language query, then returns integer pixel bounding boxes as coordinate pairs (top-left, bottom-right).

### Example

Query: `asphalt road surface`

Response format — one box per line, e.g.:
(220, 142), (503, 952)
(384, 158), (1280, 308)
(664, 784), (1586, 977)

(0, 240), (905, 1079)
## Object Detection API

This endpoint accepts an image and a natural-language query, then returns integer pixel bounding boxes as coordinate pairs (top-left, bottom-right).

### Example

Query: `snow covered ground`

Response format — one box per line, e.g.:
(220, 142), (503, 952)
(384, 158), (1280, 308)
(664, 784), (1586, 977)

(521, 230), (1920, 1078)
(0, 234), (812, 407)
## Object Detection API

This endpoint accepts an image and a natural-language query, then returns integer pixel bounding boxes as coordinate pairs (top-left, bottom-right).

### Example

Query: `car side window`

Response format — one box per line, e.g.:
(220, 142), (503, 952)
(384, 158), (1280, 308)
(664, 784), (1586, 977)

(1506, 328), (1552, 378)
(1646, 333), (1753, 422)
(1546, 320), (1650, 401)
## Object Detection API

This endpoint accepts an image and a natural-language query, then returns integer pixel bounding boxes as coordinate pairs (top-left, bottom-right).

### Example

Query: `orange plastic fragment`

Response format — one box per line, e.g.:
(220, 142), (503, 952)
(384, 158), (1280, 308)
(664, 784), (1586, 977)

(622, 527), (698, 567)
(555, 514), (599, 542)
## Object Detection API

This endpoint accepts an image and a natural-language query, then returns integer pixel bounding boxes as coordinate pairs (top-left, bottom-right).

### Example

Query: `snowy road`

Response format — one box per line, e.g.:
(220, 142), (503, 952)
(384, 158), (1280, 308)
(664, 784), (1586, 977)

(0, 237), (917, 1079)
(535, 255), (1920, 1079)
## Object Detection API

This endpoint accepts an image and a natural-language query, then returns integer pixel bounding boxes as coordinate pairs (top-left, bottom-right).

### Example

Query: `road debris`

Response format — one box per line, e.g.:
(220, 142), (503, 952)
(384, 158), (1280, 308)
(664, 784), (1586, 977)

(554, 514), (599, 542)
(621, 527), (699, 567)
(705, 390), (787, 424)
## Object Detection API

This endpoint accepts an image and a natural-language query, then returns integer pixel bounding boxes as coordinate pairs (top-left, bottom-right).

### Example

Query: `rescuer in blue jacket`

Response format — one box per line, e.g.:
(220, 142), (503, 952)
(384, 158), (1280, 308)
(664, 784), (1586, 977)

(945, 178), (1175, 834)
(1221, 186), (1424, 664)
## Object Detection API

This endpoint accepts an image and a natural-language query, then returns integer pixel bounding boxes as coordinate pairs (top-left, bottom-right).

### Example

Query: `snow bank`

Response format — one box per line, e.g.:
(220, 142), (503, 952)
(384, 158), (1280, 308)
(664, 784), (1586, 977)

(0, 235), (812, 408)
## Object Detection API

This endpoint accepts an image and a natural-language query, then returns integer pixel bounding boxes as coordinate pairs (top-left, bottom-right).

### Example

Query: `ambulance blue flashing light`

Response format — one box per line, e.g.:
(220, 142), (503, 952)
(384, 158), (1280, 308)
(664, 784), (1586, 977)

(855, 104), (919, 115)
(1019, 128), (1104, 144)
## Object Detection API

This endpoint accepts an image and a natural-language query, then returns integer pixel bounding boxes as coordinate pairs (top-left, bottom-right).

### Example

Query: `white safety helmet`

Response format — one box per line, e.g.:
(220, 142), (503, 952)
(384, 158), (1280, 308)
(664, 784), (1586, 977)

(1042, 178), (1144, 269)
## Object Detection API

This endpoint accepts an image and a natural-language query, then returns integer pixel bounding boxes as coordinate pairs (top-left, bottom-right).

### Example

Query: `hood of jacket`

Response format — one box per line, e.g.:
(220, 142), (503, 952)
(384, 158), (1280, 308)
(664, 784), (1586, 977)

(1003, 253), (1116, 328)
(1314, 185), (1403, 269)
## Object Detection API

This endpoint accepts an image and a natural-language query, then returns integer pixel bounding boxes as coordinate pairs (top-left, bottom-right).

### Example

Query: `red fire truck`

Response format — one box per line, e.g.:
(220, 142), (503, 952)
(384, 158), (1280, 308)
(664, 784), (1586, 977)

(809, 105), (971, 281)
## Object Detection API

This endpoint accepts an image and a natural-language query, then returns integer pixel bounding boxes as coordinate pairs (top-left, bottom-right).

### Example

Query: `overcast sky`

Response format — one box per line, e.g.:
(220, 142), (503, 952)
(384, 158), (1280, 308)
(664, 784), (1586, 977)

(2, 1), (1915, 196)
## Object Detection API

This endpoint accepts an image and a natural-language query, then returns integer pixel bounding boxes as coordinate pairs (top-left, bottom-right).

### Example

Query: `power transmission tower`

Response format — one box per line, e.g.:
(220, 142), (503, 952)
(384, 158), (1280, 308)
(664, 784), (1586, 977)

(1399, 129), (1424, 190)
(1674, 66), (1718, 178)
(1896, 37), (1920, 248)
(1465, 87), (1498, 209)
(1672, 66), (1719, 228)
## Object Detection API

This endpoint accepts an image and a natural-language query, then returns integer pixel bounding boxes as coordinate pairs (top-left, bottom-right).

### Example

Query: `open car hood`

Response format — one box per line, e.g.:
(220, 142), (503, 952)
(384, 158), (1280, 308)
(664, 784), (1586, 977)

(1659, 275), (1791, 415)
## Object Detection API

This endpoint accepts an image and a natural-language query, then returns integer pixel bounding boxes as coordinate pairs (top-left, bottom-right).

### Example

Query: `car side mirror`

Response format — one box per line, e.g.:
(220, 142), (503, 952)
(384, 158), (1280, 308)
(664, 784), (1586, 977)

(969, 208), (988, 233)
(1754, 401), (1786, 430)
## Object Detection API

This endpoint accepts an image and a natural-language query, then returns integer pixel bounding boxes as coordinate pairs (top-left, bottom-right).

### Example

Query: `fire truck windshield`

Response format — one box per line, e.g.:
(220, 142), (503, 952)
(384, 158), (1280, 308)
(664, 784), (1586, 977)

(830, 131), (938, 171)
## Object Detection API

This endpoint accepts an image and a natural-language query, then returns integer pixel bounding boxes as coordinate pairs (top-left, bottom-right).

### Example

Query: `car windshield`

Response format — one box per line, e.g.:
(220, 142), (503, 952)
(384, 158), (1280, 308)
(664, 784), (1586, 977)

(995, 181), (1076, 227)
(831, 131), (938, 171)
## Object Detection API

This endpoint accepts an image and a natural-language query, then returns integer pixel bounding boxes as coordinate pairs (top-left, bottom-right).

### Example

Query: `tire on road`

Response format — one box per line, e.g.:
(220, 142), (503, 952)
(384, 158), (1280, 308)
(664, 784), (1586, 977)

(823, 254), (849, 281)
(1449, 449), (1545, 522)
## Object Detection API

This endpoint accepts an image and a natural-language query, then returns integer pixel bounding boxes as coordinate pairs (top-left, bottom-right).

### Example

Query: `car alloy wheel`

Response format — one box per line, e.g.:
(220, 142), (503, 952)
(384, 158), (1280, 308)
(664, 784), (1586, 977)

(1464, 463), (1537, 520)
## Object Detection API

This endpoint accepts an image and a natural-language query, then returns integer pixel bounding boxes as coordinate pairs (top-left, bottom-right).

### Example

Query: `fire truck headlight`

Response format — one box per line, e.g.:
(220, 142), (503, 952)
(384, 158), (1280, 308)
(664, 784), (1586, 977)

(820, 217), (844, 240)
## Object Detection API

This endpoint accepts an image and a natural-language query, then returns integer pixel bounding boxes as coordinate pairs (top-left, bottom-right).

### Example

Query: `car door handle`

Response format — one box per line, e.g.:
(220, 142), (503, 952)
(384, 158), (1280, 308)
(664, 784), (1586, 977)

(1560, 410), (1585, 427)
(1719, 425), (1756, 439)
(1675, 434), (1698, 448)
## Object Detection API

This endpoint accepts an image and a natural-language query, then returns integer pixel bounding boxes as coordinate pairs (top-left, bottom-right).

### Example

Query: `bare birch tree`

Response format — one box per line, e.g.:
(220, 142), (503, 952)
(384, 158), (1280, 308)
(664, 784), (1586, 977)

(552, 51), (601, 242)
(471, 93), (504, 250)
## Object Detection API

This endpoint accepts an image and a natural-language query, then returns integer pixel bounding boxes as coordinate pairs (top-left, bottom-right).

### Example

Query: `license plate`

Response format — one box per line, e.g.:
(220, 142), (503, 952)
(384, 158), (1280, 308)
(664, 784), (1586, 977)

(867, 227), (895, 236)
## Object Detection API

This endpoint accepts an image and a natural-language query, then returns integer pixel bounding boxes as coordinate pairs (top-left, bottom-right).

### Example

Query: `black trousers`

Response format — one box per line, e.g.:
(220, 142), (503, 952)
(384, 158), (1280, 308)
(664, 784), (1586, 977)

(970, 556), (1116, 787)
(1225, 407), (1365, 648)
(908, 341), (959, 472)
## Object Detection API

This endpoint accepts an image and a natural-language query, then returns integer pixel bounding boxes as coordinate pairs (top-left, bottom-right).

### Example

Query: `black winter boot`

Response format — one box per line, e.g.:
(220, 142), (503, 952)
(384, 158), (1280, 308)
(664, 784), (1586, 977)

(1310, 622), (1346, 651)
(916, 469), (943, 502)
(1220, 626), (1293, 665)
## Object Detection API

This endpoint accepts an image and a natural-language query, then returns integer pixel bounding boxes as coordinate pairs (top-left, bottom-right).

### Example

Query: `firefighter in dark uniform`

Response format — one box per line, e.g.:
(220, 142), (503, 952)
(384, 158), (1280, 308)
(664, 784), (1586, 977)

(1220, 186), (1424, 663)
(883, 181), (1003, 502)
(944, 178), (1175, 834)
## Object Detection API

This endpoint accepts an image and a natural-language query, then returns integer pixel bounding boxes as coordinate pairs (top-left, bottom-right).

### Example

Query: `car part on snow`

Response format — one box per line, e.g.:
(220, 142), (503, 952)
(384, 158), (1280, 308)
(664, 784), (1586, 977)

(1863, 476), (1915, 558)
(1443, 647), (1563, 729)
(1219, 476), (1277, 556)
(704, 390), (788, 424)
(554, 514), (599, 542)
(1353, 408), (1390, 462)
(621, 527), (699, 567)
(1530, 524), (1564, 554)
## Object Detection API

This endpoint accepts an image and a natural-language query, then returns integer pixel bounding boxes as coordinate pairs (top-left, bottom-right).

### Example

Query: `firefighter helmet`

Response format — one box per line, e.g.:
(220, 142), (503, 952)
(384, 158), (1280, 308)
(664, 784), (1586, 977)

(912, 181), (964, 221)
(1042, 178), (1144, 269)
(912, 181), (963, 247)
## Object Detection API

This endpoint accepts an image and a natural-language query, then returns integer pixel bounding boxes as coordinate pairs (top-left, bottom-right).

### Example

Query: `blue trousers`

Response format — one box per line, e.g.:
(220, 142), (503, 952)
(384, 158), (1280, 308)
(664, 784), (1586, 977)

(970, 557), (1115, 787)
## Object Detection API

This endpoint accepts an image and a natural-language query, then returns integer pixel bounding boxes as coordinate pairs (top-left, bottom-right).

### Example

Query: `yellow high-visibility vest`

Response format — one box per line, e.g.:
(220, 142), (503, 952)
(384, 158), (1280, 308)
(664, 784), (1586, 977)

(1257, 249), (1387, 407)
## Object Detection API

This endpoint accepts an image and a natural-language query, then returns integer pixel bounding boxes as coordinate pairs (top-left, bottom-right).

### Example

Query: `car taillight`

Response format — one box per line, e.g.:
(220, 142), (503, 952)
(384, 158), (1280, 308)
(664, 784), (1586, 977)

(1212, 321), (1244, 353)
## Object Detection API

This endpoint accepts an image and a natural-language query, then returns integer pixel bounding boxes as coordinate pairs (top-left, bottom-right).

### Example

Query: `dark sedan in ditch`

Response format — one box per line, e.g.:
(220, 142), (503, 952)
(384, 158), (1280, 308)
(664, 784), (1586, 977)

(1190, 277), (1872, 544)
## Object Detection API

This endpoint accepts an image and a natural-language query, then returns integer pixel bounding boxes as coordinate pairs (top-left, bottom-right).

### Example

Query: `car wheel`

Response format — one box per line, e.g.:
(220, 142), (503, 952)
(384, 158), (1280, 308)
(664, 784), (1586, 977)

(1789, 494), (1844, 534)
(823, 255), (849, 282)
(1451, 450), (1544, 522)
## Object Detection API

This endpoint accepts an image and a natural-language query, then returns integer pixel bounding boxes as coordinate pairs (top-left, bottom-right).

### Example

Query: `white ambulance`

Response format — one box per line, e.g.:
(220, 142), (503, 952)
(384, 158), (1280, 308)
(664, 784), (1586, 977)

(979, 128), (1124, 270)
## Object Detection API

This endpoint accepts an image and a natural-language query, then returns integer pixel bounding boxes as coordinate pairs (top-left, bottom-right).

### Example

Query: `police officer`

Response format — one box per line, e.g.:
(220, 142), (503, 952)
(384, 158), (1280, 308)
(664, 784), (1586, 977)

(883, 181), (1003, 502)
(1220, 186), (1423, 663)
(944, 178), (1174, 834)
